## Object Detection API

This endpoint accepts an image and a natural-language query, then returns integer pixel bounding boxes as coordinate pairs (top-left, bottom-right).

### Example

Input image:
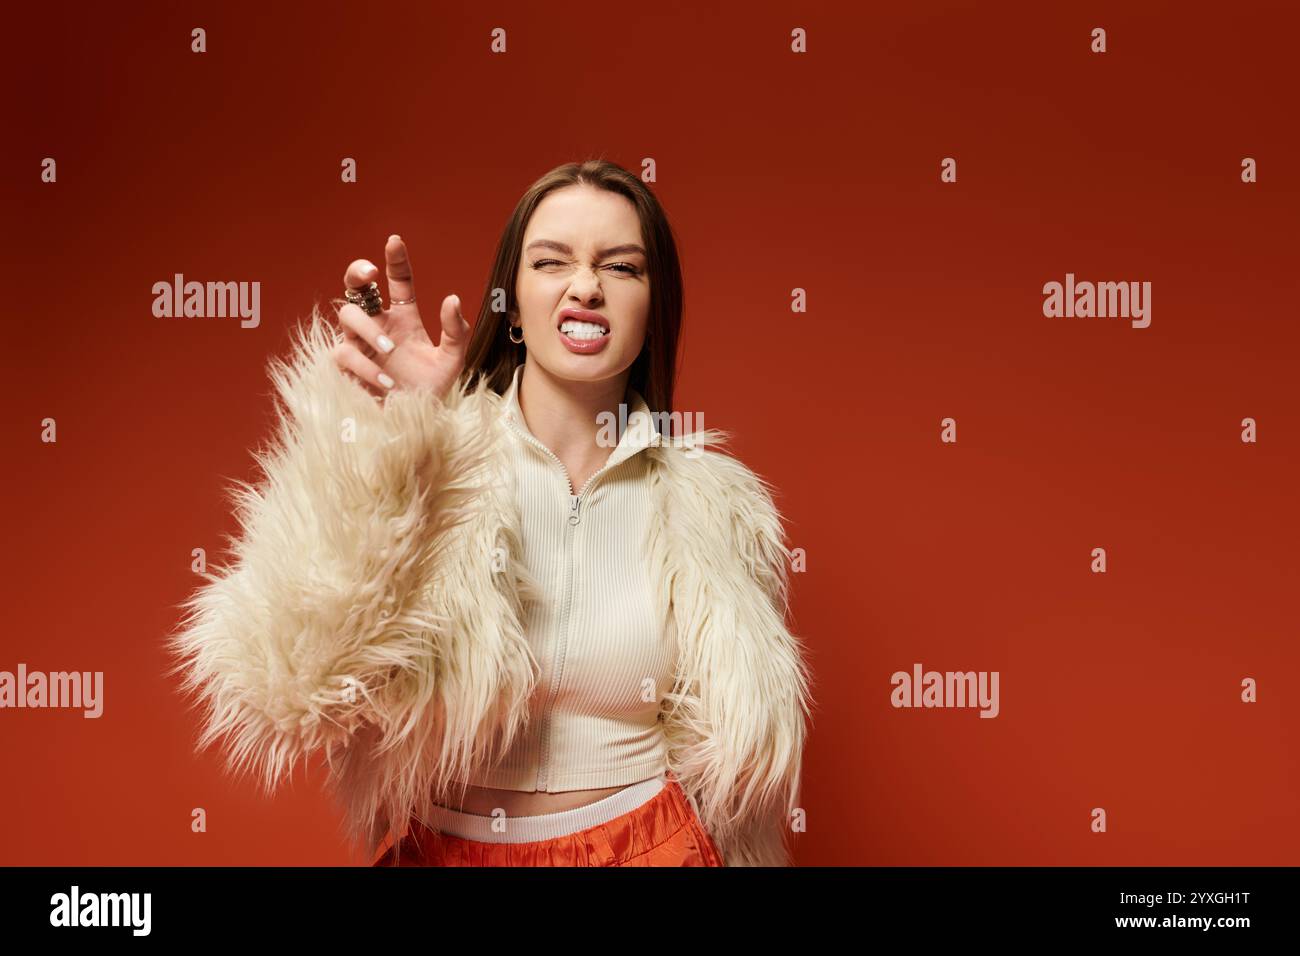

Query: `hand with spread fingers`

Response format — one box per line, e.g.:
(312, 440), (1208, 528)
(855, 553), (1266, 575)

(333, 235), (470, 401)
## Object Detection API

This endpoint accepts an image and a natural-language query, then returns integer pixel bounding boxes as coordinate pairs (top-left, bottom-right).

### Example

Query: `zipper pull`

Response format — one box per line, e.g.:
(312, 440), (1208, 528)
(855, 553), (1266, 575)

(568, 494), (581, 526)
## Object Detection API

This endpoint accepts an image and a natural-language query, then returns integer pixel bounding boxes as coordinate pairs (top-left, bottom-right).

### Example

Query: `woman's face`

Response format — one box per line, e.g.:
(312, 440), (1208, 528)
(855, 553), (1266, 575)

(513, 184), (649, 387)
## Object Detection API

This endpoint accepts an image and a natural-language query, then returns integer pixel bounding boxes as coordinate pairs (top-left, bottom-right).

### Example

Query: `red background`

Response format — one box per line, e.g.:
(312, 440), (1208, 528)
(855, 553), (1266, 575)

(4, 0), (1297, 865)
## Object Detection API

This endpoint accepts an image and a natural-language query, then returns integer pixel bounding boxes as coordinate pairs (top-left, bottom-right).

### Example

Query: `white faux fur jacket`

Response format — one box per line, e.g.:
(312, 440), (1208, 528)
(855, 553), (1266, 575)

(167, 307), (814, 867)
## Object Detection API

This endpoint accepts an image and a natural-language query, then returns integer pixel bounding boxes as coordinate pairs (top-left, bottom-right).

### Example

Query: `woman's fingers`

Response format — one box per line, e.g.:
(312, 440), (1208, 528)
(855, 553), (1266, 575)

(339, 257), (386, 356)
(332, 341), (395, 394)
(333, 240), (444, 391)
(385, 235), (417, 307)
(344, 257), (380, 293)
(437, 294), (470, 366)
(337, 302), (396, 359)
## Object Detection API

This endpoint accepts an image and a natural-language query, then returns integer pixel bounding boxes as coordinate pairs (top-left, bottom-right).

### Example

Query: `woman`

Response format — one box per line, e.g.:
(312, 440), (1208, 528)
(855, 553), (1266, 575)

(167, 159), (813, 867)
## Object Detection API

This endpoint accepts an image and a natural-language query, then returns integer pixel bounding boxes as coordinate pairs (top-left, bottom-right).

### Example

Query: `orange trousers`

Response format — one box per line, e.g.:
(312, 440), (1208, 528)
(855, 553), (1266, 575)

(372, 773), (724, 867)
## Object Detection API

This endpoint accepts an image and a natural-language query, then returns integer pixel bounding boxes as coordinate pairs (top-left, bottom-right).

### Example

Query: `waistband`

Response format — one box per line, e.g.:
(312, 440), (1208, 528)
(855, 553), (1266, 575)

(424, 771), (668, 843)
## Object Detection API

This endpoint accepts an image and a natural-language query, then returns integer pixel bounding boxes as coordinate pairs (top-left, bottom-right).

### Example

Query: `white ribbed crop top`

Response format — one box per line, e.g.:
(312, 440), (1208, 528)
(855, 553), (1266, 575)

(459, 363), (678, 792)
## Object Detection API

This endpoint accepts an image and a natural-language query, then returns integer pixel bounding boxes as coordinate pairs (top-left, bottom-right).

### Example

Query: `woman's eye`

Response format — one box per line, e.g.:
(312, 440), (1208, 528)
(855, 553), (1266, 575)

(532, 259), (640, 275)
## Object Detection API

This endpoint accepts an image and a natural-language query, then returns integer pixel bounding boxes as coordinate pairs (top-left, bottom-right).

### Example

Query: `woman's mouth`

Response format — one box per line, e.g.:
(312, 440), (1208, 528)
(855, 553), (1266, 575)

(557, 313), (611, 354)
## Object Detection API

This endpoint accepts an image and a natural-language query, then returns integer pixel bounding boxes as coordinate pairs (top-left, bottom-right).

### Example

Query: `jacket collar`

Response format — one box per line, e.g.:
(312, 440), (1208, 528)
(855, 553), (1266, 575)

(500, 362), (660, 471)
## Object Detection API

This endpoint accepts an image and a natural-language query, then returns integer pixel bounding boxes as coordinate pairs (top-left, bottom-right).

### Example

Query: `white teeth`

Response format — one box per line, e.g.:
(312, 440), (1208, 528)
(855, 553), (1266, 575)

(560, 319), (608, 340)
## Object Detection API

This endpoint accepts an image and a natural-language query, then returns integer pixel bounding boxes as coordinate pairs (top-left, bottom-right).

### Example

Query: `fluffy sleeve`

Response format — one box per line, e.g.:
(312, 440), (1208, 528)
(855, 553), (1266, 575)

(164, 302), (507, 798)
(649, 429), (815, 867)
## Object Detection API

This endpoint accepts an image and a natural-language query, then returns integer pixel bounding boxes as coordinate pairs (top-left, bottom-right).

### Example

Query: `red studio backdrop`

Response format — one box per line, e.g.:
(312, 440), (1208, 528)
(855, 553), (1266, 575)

(4, 0), (1298, 866)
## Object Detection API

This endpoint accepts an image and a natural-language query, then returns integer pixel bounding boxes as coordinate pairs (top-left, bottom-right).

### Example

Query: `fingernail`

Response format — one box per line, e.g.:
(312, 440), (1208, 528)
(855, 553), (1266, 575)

(378, 372), (395, 389)
(359, 259), (377, 276)
(377, 334), (395, 354)
(389, 234), (401, 243)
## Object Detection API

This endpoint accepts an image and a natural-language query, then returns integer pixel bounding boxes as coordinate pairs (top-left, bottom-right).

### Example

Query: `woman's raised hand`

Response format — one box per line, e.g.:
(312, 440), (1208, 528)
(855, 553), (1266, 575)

(333, 235), (470, 401)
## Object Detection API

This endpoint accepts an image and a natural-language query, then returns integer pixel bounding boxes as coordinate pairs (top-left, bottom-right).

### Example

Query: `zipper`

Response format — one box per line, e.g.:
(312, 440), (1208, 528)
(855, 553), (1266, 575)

(505, 414), (613, 500)
(534, 492), (578, 792)
(503, 414), (622, 792)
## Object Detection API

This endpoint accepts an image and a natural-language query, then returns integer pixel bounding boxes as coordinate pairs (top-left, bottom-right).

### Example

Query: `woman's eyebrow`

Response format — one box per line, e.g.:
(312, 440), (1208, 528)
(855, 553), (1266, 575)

(525, 239), (646, 257)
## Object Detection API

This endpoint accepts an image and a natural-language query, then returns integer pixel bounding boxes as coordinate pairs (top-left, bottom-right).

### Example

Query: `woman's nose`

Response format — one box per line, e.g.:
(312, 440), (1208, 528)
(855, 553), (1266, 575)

(569, 271), (603, 301)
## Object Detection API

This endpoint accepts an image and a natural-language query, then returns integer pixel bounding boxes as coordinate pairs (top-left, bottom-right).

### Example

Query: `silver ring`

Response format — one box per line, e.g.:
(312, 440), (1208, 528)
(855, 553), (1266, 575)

(344, 281), (384, 316)
(390, 296), (416, 306)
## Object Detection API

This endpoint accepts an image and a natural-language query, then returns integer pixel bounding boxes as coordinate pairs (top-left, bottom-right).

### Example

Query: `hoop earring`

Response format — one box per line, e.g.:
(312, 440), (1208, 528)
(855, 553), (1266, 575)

(508, 324), (525, 345)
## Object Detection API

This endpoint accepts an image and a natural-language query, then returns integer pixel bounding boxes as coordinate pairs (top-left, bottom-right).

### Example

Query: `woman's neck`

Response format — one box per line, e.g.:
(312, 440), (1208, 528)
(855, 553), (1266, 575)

(516, 360), (631, 491)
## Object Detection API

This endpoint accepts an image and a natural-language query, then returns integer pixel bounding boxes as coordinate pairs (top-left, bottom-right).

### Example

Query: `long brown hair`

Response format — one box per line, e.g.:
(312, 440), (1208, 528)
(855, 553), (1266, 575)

(460, 159), (683, 427)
